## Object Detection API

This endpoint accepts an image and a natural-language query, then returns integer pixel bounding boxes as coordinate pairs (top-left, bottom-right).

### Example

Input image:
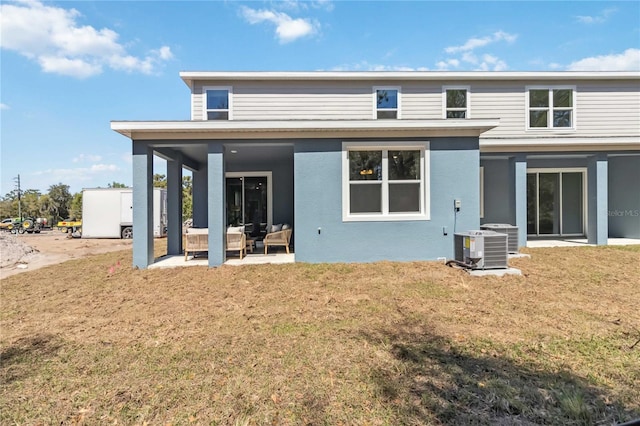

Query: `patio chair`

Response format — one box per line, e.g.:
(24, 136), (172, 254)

(226, 226), (247, 259)
(184, 228), (208, 261)
(264, 224), (292, 254)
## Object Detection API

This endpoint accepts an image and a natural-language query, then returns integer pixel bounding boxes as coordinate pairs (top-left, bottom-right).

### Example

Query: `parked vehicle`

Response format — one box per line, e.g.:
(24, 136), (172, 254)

(81, 187), (167, 239)
(57, 219), (82, 233)
(7, 217), (42, 234)
(0, 218), (18, 231)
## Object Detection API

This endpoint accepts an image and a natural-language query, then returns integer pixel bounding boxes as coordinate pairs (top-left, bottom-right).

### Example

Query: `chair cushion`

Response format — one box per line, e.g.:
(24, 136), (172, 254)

(227, 226), (245, 233)
(282, 223), (291, 230)
(271, 224), (283, 233)
(187, 227), (208, 235)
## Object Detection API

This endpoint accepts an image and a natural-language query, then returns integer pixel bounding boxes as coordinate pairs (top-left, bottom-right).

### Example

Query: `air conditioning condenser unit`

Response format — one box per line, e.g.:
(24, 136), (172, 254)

(480, 223), (519, 253)
(454, 230), (508, 270)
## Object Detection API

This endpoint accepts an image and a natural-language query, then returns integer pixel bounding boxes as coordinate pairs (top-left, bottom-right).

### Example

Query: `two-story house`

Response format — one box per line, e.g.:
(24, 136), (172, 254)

(111, 71), (640, 269)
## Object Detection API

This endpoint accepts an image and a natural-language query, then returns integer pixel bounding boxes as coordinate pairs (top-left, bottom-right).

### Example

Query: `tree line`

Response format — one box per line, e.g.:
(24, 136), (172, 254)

(0, 175), (193, 224)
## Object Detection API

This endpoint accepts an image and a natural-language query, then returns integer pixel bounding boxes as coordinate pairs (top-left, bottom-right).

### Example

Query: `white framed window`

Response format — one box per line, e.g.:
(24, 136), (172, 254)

(342, 141), (430, 222)
(373, 86), (401, 119)
(203, 86), (232, 120)
(526, 86), (575, 130)
(443, 86), (470, 119)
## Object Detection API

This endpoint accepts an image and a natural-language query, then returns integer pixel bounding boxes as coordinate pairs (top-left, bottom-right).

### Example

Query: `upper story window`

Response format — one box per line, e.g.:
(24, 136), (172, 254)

(204, 86), (232, 120)
(443, 87), (469, 119)
(374, 87), (400, 119)
(527, 87), (575, 129)
(342, 141), (430, 221)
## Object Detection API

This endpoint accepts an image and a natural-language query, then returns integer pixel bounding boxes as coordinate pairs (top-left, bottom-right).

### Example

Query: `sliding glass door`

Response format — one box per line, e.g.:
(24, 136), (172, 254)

(226, 172), (272, 238)
(527, 169), (585, 237)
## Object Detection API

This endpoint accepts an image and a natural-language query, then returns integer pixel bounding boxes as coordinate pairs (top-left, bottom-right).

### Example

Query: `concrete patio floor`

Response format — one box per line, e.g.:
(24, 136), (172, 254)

(149, 251), (295, 269)
(526, 238), (640, 248)
(146, 238), (638, 270)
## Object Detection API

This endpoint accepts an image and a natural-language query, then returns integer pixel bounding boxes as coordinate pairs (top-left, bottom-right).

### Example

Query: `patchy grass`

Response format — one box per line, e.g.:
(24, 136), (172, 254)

(1, 244), (639, 425)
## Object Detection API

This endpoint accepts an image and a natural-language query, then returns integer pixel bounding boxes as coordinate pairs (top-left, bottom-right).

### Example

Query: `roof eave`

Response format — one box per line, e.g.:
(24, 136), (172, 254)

(180, 71), (640, 87)
(110, 119), (500, 140)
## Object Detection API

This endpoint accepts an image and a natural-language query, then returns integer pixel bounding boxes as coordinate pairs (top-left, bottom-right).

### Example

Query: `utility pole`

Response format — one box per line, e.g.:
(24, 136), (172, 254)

(14, 174), (22, 221)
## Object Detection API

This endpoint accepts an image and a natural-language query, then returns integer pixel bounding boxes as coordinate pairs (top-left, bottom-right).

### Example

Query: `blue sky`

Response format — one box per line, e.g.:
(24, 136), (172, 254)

(1, 0), (639, 195)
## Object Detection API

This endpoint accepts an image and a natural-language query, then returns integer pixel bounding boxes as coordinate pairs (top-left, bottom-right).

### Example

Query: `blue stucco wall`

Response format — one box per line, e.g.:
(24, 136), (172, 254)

(608, 155), (640, 238)
(294, 138), (480, 263)
(480, 159), (512, 225)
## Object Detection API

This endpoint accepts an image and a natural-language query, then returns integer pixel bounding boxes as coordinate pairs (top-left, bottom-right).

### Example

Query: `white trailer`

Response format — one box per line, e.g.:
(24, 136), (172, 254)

(81, 188), (167, 239)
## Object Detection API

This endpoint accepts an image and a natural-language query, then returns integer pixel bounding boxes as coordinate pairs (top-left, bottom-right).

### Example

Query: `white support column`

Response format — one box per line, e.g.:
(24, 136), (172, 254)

(510, 154), (527, 248)
(167, 152), (183, 255)
(588, 153), (608, 245)
(132, 141), (154, 268)
(207, 142), (225, 267)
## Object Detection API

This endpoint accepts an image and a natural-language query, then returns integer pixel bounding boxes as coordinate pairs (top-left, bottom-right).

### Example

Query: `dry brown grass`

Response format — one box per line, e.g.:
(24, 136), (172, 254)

(1, 244), (639, 425)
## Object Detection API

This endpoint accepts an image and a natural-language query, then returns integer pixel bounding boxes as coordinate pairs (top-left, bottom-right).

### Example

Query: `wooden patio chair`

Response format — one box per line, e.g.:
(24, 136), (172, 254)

(264, 225), (292, 254)
(226, 228), (247, 259)
(184, 228), (208, 261)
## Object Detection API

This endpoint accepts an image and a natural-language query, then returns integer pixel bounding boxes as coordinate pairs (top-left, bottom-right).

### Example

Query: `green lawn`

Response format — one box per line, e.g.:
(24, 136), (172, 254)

(1, 245), (639, 425)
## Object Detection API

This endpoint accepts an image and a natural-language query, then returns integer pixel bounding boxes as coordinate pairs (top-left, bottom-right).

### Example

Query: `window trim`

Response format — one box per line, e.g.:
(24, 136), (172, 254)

(203, 85), (233, 120)
(525, 85), (576, 131)
(342, 141), (430, 222)
(372, 86), (401, 119)
(442, 85), (471, 119)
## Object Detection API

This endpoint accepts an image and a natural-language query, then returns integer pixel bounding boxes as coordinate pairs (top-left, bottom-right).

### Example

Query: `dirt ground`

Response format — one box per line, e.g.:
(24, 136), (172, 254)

(0, 230), (132, 279)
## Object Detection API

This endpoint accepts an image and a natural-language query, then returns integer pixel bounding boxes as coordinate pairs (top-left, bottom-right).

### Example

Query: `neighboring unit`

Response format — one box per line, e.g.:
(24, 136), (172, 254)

(81, 188), (167, 239)
(110, 71), (640, 269)
(480, 223), (519, 253)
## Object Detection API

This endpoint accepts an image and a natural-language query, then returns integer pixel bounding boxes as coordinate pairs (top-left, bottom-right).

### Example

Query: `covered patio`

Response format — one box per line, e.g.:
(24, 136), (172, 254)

(112, 119), (499, 269)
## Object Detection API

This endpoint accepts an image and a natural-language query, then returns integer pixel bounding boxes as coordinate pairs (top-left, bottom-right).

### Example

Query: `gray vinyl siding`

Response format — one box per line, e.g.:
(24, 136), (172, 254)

(401, 84), (442, 119)
(191, 79), (640, 139)
(194, 81), (372, 121)
(471, 83), (526, 137)
(575, 83), (640, 136)
(233, 84), (371, 120)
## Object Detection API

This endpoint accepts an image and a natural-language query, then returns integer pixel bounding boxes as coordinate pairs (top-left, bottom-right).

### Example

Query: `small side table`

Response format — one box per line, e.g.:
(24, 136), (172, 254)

(246, 238), (255, 253)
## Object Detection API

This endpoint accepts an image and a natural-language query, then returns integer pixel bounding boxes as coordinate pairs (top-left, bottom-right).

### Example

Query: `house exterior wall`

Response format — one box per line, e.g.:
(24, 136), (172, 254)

(481, 153), (640, 241)
(116, 72), (639, 268)
(294, 137), (480, 263)
(191, 79), (640, 141)
(608, 155), (640, 238)
(473, 81), (640, 139)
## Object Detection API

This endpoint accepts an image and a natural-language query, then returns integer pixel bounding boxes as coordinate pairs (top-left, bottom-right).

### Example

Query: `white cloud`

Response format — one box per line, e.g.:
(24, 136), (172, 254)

(153, 46), (173, 61)
(435, 59), (460, 70)
(461, 52), (478, 64)
(38, 56), (102, 79)
(567, 48), (640, 71)
(438, 30), (515, 71)
(479, 54), (508, 71)
(278, 0), (334, 12)
(576, 7), (617, 24)
(311, 0), (334, 11)
(90, 164), (119, 172)
(0, 103), (9, 110)
(72, 154), (103, 163)
(0, 0), (173, 78)
(32, 164), (121, 185)
(329, 61), (429, 71)
(445, 31), (517, 54)
(240, 6), (319, 43)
